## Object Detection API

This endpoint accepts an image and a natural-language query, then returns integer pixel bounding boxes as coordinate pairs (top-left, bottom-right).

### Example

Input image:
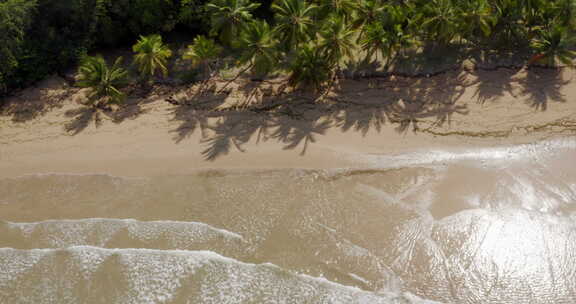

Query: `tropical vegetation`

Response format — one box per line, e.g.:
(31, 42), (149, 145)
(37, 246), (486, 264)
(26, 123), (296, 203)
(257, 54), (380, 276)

(183, 35), (223, 80)
(132, 34), (173, 82)
(76, 56), (129, 107)
(1, 0), (575, 100)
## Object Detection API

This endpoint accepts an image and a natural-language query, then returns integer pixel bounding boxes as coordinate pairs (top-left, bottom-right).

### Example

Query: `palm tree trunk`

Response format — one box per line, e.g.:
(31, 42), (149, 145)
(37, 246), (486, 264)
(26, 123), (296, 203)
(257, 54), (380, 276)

(316, 69), (338, 102)
(218, 63), (254, 94)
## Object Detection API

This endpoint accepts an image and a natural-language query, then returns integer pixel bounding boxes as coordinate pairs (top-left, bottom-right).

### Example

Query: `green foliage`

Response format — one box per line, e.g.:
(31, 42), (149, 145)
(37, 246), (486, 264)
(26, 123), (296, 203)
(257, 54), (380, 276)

(271, 0), (318, 50)
(179, 0), (210, 30)
(2, 0), (576, 97)
(183, 35), (223, 78)
(316, 0), (357, 20)
(132, 34), (173, 81)
(205, 0), (261, 44)
(530, 23), (576, 66)
(359, 22), (390, 62)
(1, 0), (103, 94)
(421, 0), (459, 45)
(352, 0), (385, 31)
(77, 55), (129, 106)
(234, 20), (279, 76)
(318, 15), (356, 65)
(550, 0), (576, 30)
(288, 44), (332, 91)
(0, 0), (37, 95)
(457, 0), (496, 40)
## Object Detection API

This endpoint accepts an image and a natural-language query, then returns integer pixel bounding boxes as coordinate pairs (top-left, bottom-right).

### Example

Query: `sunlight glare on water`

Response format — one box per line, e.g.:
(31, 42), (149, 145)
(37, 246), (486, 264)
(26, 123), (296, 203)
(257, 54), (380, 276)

(0, 138), (575, 303)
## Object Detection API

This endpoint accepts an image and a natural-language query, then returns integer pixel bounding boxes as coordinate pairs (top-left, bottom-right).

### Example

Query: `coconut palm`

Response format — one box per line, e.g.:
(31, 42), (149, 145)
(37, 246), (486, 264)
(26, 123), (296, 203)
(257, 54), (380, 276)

(550, 0), (576, 29)
(318, 15), (357, 66)
(77, 55), (128, 107)
(490, 0), (529, 48)
(381, 3), (419, 50)
(457, 0), (497, 41)
(316, 0), (357, 20)
(271, 0), (318, 50)
(530, 23), (576, 67)
(359, 22), (390, 63)
(519, 0), (547, 26)
(132, 34), (173, 82)
(183, 35), (223, 80)
(234, 20), (279, 76)
(352, 0), (385, 32)
(383, 24), (418, 69)
(421, 0), (460, 46)
(288, 44), (333, 91)
(382, 2), (412, 29)
(205, 0), (261, 45)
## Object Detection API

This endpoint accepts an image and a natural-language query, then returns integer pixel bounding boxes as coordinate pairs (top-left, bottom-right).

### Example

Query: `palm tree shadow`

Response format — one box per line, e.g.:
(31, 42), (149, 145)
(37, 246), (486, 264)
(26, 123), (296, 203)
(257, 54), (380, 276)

(386, 73), (470, 133)
(519, 67), (569, 111)
(199, 97), (334, 160)
(1, 77), (73, 123)
(389, 99), (426, 133)
(472, 68), (521, 104)
(64, 106), (104, 135)
(271, 114), (332, 155)
(201, 112), (273, 161)
(109, 98), (150, 124)
(169, 87), (228, 144)
(176, 75), (471, 160)
(392, 44), (465, 76)
(170, 106), (211, 144)
(335, 103), (391, 136)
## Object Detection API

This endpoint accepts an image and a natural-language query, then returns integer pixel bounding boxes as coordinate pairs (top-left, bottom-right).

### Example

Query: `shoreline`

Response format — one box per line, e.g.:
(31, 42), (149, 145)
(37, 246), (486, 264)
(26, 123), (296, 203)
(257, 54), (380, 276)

(1, 67), (575, 178)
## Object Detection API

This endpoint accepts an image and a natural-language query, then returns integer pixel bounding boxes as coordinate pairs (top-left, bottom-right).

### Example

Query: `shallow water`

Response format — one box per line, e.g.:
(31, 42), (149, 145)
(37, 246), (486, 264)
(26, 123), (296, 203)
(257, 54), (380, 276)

(1, 139), (576, 303)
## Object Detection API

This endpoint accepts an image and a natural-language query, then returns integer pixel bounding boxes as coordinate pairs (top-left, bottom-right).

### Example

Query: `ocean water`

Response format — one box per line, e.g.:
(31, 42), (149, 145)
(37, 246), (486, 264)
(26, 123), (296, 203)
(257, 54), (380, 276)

(1, 138), (576, 303)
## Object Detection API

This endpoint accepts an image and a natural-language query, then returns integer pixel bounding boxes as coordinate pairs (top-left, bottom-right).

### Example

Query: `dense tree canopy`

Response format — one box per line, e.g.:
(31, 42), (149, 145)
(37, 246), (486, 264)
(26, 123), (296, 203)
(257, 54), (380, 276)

(0, 0), (575, 98)
(0, 0), (37, 95)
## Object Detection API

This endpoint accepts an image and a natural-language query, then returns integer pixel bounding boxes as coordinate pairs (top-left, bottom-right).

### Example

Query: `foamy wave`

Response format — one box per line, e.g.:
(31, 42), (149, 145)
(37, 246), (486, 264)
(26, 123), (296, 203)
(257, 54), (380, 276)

(0, 247), (441, 304)
(0, 218), (245, 251)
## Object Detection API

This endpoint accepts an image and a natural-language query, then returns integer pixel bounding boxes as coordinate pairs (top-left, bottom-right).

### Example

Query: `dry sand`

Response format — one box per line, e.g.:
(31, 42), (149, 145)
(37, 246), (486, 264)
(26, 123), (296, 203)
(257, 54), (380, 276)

(1, 67), (575, 177)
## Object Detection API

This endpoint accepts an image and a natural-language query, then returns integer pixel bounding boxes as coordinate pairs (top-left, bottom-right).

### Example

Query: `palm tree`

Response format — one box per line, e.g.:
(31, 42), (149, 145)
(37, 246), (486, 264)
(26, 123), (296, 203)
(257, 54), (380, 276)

(77, 55), (128, 107)
(205, 0), (261, 45)
(421, 0), (460, 46)
(359, 21), (390, 62)
(316, 0), (357, 21)
(530, 23), (576, 67)
(288, 44), (333, 91)
(519, 0), (547, 27)
(271, 0), (318, 50)
(352, 0), (385, 32)
(132, 34), (172, 82)
(381, 3), (418, 57)
(183, 35), (223, 80)
(550, 0), (576, 30)
(382, 2), (412, 29)
(457, 0), (497, 42)
(490, 0), (530, 49)
(234, 20), (279, 77)
(218, 20), (278, 92)
(318, 15), (357, 66)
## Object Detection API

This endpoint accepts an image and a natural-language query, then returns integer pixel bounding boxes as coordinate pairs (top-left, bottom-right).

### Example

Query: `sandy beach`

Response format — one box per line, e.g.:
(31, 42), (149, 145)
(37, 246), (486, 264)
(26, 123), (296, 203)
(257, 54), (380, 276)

(2, 67), (576, 303)
(1, 67), (575, 176)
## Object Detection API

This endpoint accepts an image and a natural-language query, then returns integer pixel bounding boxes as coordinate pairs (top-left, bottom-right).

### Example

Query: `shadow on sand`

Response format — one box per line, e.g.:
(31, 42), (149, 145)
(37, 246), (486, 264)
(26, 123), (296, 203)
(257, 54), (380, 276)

(1, 77), (73, 123)
(4, 64), (568, 162)
(520, 67), (570, 111)
(169, 74), (472, 161)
